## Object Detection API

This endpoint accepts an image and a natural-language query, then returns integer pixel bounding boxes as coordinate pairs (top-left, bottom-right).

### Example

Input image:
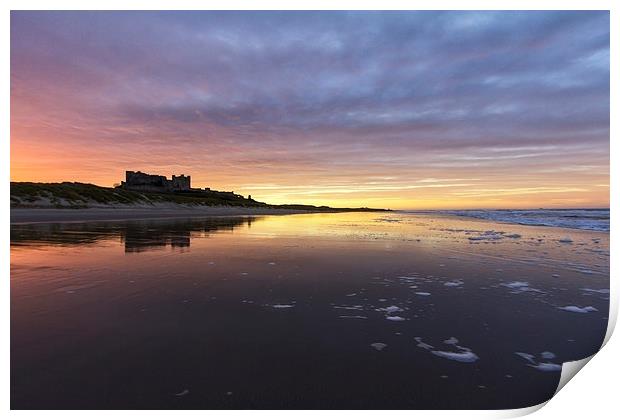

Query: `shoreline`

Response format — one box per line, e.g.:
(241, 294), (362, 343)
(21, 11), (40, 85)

(403, 212), (610, 234)
(394, 209), (610, 233)
(10, 206), (386, 225)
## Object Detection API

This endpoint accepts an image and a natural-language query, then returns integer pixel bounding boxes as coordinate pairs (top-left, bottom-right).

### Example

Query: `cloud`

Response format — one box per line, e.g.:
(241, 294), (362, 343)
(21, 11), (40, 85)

(10, 11), (610, 208)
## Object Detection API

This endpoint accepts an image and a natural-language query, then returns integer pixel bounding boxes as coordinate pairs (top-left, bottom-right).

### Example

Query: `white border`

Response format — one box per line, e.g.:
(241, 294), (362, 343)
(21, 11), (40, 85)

(3, 2), (616, 419)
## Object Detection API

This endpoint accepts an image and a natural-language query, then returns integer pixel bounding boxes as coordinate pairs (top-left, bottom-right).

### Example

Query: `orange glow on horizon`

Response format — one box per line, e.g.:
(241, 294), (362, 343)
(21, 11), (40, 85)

(10, 136), (609, 210)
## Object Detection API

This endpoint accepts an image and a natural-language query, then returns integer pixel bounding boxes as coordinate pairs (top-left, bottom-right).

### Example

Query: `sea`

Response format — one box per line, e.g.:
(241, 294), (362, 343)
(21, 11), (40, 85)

(403, 209), (610, 232)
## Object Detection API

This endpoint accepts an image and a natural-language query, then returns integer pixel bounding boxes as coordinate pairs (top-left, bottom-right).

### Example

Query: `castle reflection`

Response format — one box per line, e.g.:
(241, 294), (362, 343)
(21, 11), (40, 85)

(11, 217), (257, 253)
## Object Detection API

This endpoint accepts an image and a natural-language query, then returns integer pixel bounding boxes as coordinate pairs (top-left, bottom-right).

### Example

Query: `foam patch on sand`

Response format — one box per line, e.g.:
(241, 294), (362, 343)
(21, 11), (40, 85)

(414, 337), (434, 350)
(370, 342), (387, 351)
(444, 280), (464, 287)
(581, 288), (609, 294)
(431, 350), (479, 363)
(377, 305), (403, 314)
(465, 230), (522, 242)
(468, 231), (504, 241)
(501, 281), (544, 294)
(515, 352), (535, 364)
(376, 217), (401, 223)
(504, 281), (529, 288)
(398, 275), (423, 280)
(558, 305), (598, 313)
(414, 337), (479, 363)
(333, 305), (364, 311)
(535, 362), (563, 372)
(515, 352), (562, 372)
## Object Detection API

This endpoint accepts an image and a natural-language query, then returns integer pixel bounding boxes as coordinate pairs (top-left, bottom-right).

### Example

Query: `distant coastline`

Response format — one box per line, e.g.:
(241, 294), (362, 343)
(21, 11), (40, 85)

(10, 181), (389, 224)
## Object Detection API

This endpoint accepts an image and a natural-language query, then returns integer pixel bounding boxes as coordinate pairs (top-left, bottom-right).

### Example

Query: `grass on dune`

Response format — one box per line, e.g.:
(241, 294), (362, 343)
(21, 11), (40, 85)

(10, 182), (387, 212)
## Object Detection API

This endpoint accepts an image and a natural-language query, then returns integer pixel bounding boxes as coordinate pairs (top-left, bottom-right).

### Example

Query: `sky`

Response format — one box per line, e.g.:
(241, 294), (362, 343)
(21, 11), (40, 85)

(10, 11), (609, 209)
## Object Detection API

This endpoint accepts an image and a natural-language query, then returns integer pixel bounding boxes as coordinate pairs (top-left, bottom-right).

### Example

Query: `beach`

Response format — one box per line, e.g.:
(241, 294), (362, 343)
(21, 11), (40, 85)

(10, 211), (609, 409)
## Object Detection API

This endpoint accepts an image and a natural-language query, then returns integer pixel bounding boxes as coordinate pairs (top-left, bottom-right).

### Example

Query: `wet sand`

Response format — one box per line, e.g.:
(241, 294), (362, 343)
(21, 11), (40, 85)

(10, 212), (609, 409)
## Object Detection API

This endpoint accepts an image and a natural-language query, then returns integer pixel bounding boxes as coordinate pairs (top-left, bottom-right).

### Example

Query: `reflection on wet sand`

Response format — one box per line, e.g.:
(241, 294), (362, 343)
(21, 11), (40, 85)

(11, 217), (258, 253)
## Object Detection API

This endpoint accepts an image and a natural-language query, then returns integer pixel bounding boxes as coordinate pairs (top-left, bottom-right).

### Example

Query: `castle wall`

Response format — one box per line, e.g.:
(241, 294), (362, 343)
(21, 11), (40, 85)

(171, 175), (191, 191)
(122, 171), (191, 193)
(126, 171), (168, 188)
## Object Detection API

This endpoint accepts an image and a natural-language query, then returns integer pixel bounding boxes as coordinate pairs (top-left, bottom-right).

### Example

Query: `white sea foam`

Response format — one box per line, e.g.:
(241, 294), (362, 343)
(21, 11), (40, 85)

(333, 305), (364, 311)
(501, 281), (544, 294)
(534, 362), (562, 372)
(272, 304), (295, 309)
(386, 316), (406, 321)
(515, 352), (562, 371)
(415, 292), (431, 296)
(431, 350), (479, 363)
(444, 280), (464, 287)
(504, 281), (529, 289)
(559, 305), (598, 313)
(378, 305), (403, 313)
(515, 352), (536, 364)
(581, 288), (609, 294)
(415, 337), (479, 363)
(370, 343), (387, 351)
(468, 231), (504, 241)
(414, 337), (434, 350)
